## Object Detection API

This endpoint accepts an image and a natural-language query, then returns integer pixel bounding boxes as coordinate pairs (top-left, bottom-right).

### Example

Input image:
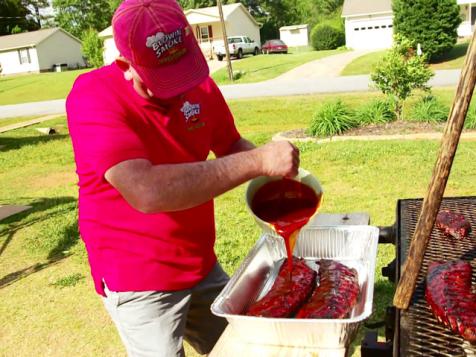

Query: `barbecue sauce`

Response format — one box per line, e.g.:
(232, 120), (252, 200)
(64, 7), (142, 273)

(251, 179), (321, 273)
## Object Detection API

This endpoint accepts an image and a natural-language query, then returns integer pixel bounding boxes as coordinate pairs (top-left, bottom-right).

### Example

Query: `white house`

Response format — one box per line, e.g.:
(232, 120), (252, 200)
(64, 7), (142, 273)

(279, 24), (309, 47)
(0, 28), (85, 75)
(99, 3), (261, 64)
(342, 0), (475, 50)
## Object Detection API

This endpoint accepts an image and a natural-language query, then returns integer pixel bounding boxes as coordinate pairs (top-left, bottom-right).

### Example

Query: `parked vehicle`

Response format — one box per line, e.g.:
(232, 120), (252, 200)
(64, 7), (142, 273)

(261, 39), (288, 54)
(214, 36), (261, 61)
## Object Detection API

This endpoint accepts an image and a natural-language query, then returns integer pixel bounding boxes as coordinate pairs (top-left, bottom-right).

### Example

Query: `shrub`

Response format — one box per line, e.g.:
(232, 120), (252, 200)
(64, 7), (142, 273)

(465, 106), (476, 129)
(410, 95), (449, 123)
(310, 24), (345, 51)
(371, 34), (433, 121)
(393, 0), (461, 61)
(308, 100), (356, 137)
(81, 28), (104, 68)
(355, 99), (396, 125)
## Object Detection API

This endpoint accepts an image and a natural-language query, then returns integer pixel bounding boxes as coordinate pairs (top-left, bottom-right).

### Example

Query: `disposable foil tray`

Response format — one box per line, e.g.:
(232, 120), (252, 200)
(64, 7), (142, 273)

(211, 225), (379, 349)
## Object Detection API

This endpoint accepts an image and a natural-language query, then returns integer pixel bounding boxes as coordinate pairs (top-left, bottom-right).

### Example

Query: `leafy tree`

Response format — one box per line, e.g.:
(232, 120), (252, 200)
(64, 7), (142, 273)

(0, 0), (39, 35)
(21, 0), (50, 27)
(108, 0), (122, 12)
(81, 28), (104, 68)
(371, 35), (434, 121)
(53, 0), (113, 38)
(393, 0), (461, 61)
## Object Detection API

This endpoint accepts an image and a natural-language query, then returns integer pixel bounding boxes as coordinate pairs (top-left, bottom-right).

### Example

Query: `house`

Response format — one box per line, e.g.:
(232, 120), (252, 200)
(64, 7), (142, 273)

(0, 28), (85, 75)
(342, 0), (474, 50)
(98, 26), (119, 66)
(99, 3), (261, 64)
(184, 3), (261, 58)
(279, 25), (309, 47)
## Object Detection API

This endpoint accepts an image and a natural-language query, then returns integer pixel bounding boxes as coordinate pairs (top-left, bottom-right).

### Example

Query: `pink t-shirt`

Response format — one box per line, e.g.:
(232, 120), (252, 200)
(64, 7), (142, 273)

(66, 63), (240, 296)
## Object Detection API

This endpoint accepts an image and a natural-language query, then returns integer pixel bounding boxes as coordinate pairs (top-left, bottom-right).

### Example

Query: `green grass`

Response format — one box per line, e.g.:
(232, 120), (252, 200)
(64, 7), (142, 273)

(2, 88), (476, 356)
(0, 69), (90, 106)
(212, 48), (345, 84)
(340, 50), (387, 76)
(341, 42), (469, 76)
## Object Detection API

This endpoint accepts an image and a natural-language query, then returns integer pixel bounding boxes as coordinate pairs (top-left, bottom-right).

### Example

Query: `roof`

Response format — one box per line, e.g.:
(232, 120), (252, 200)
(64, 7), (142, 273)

(98, 26), (113, 38)
(280, 24), (308, 31)
(342, 0), (393, 17)
(0, 28), (81, 52)
(184, 3), (259, 26)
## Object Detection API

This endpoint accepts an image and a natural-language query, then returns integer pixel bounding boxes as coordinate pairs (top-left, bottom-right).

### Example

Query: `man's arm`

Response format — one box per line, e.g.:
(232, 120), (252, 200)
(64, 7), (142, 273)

(105, 140), (299, 213)
(224, 137), (256, 155)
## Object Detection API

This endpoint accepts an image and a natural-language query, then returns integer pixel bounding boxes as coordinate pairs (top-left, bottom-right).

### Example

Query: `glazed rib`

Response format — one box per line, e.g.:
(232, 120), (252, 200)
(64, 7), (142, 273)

(426, 260), (476, 343)
(436, 210), (471, 239)
(246, 258), (316, 318)
(296, 260), (360, 319)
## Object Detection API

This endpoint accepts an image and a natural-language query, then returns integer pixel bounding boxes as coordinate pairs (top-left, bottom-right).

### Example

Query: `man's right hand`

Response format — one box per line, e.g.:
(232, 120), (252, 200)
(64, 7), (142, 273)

(256, 140), (300, 178)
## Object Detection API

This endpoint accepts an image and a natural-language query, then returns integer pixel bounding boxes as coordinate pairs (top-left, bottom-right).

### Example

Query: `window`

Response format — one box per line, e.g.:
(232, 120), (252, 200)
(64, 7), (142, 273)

(290, 29), (300, 34)
(389, 24), (393, 28)
(18, 48), (31, 64)
(382, 25), (387, 28)
(199, 26), (209, 41)
(360, 27), (366, 30)
(375, 26), (380, 29)
(354, 28), (360, 31)
(367, 26), (373, 30)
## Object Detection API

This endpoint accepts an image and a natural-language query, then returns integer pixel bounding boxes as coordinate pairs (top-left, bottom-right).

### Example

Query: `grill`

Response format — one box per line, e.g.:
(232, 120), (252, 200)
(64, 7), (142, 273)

(396, 196), (476, 356)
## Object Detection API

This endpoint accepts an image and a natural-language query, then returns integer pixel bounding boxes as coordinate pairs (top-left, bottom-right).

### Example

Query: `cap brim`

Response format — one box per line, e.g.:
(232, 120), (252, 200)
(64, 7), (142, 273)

(134, 38), (209, 99)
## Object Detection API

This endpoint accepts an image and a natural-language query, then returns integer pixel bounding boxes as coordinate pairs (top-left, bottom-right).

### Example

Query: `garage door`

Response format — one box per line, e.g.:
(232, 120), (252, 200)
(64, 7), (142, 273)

(346, 18), (394, 50)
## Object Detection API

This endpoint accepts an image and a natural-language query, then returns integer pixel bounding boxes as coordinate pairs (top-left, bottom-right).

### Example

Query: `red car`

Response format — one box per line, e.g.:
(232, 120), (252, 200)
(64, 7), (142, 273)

(261, 39), (288, 54)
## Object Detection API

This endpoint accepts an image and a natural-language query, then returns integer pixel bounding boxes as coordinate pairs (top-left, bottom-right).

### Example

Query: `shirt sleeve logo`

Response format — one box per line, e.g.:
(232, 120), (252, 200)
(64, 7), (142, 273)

(180, 101), (201, 123)
(145, 28), (187, 65)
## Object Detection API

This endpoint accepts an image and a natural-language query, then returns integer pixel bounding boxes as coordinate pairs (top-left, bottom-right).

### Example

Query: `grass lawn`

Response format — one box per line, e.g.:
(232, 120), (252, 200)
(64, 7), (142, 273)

(0, 115), (44, 129)
(212, 48), (346, 85)
(341, 41), (470, 76)
(0, 69), (90, 106)
(2, 88), (476, 356)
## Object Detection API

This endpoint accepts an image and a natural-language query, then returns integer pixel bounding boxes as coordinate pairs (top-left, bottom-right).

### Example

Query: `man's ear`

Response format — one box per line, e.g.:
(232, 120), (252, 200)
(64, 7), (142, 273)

(115, 56), (130, 72)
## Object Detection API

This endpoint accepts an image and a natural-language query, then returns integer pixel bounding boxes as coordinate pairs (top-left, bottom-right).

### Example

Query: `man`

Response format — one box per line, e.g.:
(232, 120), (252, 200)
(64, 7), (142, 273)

(66, 0), (299, 356)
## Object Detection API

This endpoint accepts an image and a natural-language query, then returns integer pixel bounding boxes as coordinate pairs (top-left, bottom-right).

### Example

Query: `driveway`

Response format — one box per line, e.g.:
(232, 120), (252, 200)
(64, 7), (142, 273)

(207, 59), (227, 74)
(275, 50), (372, 81)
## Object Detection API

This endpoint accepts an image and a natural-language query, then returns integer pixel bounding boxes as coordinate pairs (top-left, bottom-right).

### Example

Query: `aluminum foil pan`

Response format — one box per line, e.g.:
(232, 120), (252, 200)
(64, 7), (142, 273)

(211, 225), (379, 349)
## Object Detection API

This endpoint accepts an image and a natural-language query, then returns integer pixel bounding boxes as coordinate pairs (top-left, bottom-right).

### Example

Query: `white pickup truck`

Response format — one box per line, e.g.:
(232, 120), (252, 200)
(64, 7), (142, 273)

(214, 36), (261, 61)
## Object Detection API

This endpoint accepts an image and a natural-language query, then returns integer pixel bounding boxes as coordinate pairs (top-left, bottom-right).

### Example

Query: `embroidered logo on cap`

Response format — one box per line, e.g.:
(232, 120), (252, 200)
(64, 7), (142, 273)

(146, 28), (187, 65)
(180, 101), (200, 123)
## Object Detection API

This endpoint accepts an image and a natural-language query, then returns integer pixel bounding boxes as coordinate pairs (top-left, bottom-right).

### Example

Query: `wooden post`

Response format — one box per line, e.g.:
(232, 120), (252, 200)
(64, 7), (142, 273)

(393, 32), (476, 310)
(217, 0), (233, 81)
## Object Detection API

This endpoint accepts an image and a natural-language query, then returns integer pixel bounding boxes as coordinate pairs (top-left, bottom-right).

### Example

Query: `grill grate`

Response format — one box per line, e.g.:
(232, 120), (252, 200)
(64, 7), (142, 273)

(398, 197), (476, 357)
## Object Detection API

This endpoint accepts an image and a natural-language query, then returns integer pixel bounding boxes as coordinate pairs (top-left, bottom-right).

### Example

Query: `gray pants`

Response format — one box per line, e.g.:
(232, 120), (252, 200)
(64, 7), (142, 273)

(102, 263), (229, 357)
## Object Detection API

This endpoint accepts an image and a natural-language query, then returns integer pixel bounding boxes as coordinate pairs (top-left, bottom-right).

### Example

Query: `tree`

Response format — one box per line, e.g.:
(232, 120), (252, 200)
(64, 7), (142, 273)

(0, 0), (39, 35)
(82, 28), (104, 68)
(371, 35), (434, 121)
(393, 0), (461, 61)
(53, 0), (113, 38)
(21, 0), (50, 27)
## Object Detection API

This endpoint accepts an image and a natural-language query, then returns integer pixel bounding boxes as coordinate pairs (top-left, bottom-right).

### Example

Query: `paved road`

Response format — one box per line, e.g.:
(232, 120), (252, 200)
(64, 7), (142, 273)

(0, 69), (461, 119)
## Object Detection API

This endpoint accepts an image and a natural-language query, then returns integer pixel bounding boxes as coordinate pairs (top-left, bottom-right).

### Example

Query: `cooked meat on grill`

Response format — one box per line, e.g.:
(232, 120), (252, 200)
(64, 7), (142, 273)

(246, 258), (316, 318)
(436, 210), (471, 239)
(296, 260), (360, 319)
(426, 260), (476, 343)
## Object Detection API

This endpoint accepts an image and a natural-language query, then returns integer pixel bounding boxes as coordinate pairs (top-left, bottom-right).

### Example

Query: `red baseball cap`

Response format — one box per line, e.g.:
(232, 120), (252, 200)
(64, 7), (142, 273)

(112, 0), (209, 99)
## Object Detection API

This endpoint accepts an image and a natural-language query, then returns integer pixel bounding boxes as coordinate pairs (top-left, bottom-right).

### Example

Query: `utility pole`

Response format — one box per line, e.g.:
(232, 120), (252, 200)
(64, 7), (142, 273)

(217, 0), (233, 81)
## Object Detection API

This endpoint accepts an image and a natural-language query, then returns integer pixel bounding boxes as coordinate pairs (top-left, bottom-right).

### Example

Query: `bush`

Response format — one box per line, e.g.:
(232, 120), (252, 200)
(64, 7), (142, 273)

(310, 24), (345, 51)
(393, 0), (461, 61)
(308, 100), (356, 137)
(355, 99), (396, 125)
(371, 34), (433, 121)
(410, 95), (449, 123)
(81, 28), (104, 68)
(465, 106), (476, 129)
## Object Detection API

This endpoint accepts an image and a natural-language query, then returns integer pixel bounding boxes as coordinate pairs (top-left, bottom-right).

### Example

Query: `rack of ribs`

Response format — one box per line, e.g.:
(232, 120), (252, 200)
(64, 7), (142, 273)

(296, 260), (360, 319)
(426, 260), (476, 343)
(436, 210), (471, 239)
(246, 258), (316, 318)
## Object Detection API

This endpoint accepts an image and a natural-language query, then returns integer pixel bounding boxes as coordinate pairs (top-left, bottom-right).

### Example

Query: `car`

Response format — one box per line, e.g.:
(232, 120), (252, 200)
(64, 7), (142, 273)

(261, 39), (288, 54)
(214, 36), (261, 61)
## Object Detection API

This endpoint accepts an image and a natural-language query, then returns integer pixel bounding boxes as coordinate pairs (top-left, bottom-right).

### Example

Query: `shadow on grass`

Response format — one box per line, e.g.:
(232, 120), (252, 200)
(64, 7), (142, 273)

(0, 197), (79, 289)
(432, 42), (469, 64)
(0, 134), (68, 153)
(0, 197), (77, 258)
